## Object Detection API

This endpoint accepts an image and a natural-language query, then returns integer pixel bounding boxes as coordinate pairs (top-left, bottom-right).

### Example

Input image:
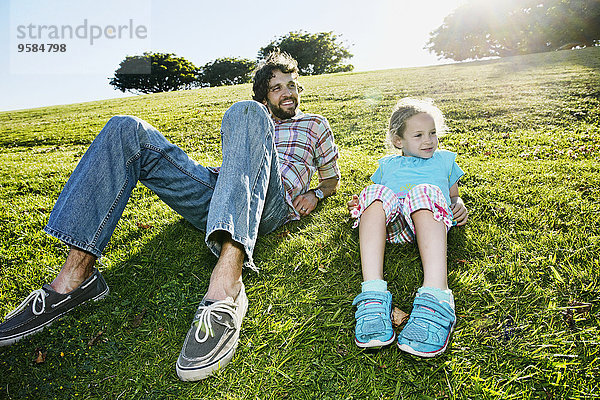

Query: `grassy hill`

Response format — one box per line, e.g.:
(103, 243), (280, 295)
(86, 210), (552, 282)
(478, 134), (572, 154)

(1, 47), (599, 399)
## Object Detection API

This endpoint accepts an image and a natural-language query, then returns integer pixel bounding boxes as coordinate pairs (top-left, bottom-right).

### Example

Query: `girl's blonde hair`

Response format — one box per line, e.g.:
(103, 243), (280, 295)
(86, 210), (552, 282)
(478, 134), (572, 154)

(387, 98), (447, 151)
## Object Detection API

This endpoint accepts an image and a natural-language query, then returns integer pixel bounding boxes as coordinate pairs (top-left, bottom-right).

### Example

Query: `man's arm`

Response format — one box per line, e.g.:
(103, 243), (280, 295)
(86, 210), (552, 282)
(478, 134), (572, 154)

(292, 177), (340, 216)
(292, 114), (340, 216)
(314, 176), (340, 198)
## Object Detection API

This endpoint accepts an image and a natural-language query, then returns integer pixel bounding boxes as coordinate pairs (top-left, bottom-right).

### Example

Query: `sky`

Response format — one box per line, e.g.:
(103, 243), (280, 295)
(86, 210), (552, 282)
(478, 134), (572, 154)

(1, 0), (466, 112)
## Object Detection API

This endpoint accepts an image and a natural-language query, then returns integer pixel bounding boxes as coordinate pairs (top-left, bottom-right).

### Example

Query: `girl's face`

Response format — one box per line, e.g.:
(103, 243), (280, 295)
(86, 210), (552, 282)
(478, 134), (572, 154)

(392, 112), (438, 158)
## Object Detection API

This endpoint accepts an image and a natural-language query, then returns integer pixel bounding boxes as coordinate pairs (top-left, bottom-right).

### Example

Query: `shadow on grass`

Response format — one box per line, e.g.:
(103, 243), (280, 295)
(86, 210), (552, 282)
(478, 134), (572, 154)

(0, 202), (479, 398)
(0, 212), (353, 397)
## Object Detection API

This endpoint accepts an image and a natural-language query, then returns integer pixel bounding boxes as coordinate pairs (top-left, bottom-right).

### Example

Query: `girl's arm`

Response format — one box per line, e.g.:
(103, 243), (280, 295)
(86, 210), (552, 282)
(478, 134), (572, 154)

(449, 183), (468, 226)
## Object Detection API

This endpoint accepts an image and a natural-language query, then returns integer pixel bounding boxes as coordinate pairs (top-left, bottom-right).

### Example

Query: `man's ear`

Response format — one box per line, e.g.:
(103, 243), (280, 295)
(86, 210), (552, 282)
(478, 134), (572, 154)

(263, 100), (274, 116)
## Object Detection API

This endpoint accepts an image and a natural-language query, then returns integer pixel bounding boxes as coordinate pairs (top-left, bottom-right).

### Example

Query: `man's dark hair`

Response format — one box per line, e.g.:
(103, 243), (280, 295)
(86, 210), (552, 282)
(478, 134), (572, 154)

(252, 50), (300, 103)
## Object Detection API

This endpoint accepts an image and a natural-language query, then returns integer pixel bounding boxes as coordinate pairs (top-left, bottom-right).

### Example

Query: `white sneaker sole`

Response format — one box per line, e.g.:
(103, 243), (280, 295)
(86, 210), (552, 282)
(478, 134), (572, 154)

(397, 319), (455, 357)
(355, 332), (396, 348)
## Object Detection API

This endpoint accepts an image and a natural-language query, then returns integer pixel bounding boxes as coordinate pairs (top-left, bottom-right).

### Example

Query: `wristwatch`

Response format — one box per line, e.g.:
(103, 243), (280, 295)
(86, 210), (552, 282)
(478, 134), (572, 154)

(312, 188), (324, 200)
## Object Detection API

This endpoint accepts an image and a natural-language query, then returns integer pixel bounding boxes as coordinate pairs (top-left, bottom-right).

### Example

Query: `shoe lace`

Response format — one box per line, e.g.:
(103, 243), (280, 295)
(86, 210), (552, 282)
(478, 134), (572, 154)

(5, 289), (47, 319)
(194, 298), (238, 343)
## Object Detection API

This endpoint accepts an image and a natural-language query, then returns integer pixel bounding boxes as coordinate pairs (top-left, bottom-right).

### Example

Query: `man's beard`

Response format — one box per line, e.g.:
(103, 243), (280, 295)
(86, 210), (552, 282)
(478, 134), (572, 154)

(267, 97), (297, 120)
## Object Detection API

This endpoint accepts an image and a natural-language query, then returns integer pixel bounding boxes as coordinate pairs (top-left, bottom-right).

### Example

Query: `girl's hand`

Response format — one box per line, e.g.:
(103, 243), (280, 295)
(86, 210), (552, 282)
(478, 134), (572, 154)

(450, 197), (468, 226)
(347, 194), (359, 217)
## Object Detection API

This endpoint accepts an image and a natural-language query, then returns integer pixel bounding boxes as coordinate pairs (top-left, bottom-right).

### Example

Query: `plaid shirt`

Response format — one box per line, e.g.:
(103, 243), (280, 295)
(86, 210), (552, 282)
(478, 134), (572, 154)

(274, 110), (340, 220)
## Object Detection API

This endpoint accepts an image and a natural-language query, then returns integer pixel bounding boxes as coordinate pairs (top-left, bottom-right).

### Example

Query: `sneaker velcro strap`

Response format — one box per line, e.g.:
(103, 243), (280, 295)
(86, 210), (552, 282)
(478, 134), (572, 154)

(413, 297), (454, 320)
(355, 304), (389, 319)
(352, 291), (391, 306)
(409, 309), (453, 328)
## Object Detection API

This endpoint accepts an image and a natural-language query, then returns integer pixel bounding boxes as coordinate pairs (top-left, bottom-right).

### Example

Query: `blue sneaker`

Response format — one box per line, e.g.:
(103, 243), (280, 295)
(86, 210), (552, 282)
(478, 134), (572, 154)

(352, 291), (396, 348)
(397, 292), (456, 357)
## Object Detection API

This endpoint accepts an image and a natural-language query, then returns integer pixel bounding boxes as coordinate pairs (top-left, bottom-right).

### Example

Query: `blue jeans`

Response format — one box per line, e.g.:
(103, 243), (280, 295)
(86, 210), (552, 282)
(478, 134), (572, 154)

(44, 101), (289, 269)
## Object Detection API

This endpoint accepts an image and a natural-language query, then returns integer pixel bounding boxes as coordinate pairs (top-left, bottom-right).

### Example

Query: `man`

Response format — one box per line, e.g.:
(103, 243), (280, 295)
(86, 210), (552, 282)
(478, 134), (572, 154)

(0, 51), (340, 381)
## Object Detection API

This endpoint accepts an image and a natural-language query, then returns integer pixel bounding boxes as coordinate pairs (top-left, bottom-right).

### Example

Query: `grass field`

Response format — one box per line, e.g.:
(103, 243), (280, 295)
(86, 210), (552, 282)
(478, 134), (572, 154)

(0, 47), (599, 399)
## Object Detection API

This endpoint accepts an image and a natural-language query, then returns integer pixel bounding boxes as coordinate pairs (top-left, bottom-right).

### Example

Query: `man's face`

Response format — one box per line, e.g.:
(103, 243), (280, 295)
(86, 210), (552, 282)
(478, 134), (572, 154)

(264, 69), (300, 120)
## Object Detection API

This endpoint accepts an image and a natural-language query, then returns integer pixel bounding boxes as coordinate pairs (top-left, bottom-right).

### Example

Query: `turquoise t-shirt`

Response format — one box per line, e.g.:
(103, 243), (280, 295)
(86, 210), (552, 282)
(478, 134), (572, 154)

(370, 149), (464, 206)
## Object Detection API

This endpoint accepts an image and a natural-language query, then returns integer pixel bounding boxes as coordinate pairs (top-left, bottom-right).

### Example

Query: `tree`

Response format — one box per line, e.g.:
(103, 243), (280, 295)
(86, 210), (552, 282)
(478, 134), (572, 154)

(109, 52), (199, 94)
(545, 0), (600, 48)
(199, 57), (256, 87)
(426, 0), (600, 61)
(258, 31), (353, 75)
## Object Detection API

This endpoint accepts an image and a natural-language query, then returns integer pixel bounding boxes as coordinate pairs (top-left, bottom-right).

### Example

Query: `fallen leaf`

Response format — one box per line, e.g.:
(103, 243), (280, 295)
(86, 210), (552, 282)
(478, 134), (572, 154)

(318, 264), (327, 273)
(567, 301), (592, 315)
(578, 185), (591, 194)
(131, 308), (147, 328)
(136, 221), (153, 229)
(276, 229), (290, 239)
(391, 307), (409, 327)
(561, 301), (592, 331)
(88, 330), (104, 347)
(34, 349), (47, 364)
(562, 309), (576, 331)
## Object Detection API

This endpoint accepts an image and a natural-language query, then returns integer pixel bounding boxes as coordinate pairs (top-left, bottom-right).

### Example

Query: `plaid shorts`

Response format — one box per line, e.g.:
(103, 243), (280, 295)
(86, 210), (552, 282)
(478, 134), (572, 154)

(351, 184), (453, 244)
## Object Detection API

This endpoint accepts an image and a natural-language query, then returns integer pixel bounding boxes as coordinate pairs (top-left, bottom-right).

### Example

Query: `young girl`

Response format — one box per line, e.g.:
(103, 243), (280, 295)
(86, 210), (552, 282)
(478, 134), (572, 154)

(348, 98), (468, 357)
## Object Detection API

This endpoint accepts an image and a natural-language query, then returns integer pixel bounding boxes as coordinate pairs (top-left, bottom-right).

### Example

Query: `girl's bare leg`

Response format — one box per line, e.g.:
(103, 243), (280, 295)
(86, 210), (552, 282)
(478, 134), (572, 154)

(411, 209), (448, 290)
(359, 201), (387, 282)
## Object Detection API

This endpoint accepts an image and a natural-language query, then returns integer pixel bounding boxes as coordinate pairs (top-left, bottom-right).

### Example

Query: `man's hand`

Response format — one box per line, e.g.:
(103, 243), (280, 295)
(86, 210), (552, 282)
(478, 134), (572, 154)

(293, 191), (318, 216)
(293, 177), (340, 217)
(450, 197), (468, 226)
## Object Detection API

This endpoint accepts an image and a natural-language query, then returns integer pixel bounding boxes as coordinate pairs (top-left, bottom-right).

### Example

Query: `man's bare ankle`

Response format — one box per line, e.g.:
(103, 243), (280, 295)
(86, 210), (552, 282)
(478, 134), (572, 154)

(50, 267), (95, 294)
(50, 249), (97, 294)
(205, 280), (242, 301)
